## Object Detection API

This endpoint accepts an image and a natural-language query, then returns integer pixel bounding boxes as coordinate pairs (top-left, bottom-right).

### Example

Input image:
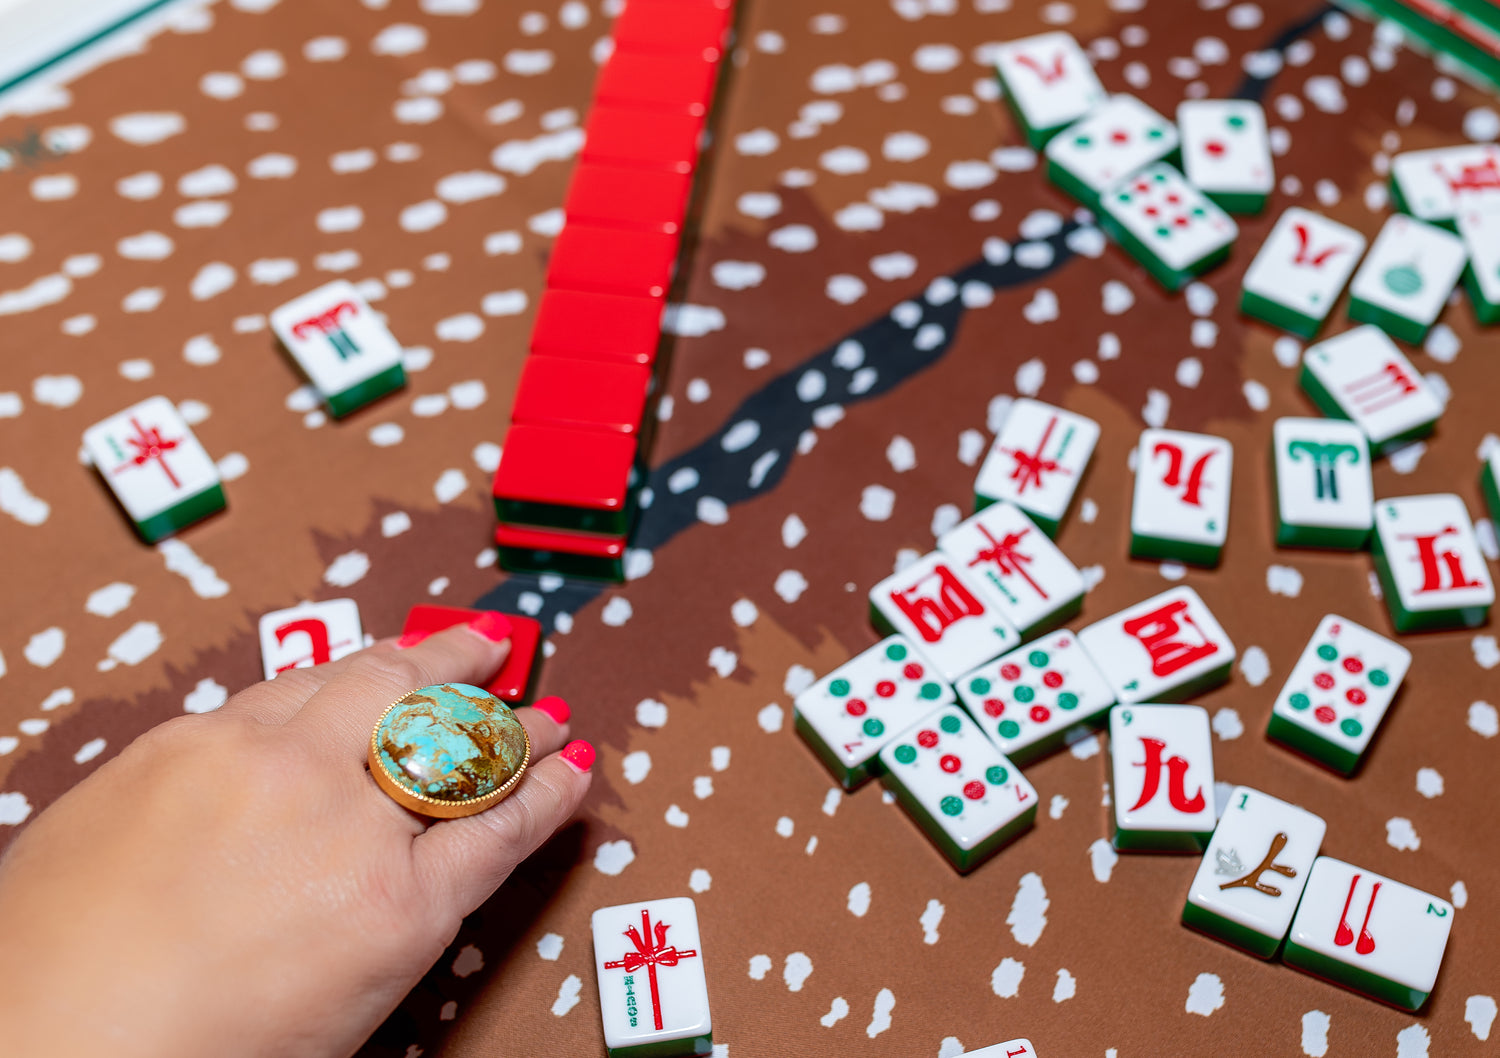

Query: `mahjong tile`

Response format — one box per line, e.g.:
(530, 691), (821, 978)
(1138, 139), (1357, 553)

(1390, 142), (1500, 224)
(1044, 94), (1179, 205)
(1100, 163), (1238, 291)
(1176, 99), (1273, 213)
(82, 395), (225, 543)
(1130, 428), (1233, 566)
(1300, 325), (1444, 453)
(1483, 444), (1500, 528)
(938, 502), (1084, 639)
(1078, 586), (1236, 704)
(794, 635), (954, 789)
(869, 552), (1019, 682)
(879, 702), (1037, 872)
(993, 32), (1106, 147)
(956, 629), (1114, 764)
(592, 897), (712, 1058)
(1372, 494), (1494, 633)
(967, 1040), (1040, 1058)
(1347, 214), (1467, 344)
(1267, 614), (1411, 774)
(973, 398), (1099, 535)
(1183, 786), (1326, 957)
(1271, 418), (1374, 549)
(1108, 703), (1215, 852)
(1457, 199), (1500, 325)
(258, 599), (364, 680)
(1241, 207), (1368, 338)
(1284, 857), (1454, 1011)
(270, 279), (407, 418)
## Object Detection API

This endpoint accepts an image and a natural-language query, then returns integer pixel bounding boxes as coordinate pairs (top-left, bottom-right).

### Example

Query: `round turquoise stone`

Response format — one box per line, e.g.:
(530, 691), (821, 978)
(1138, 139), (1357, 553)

(374, 683), (528, 804)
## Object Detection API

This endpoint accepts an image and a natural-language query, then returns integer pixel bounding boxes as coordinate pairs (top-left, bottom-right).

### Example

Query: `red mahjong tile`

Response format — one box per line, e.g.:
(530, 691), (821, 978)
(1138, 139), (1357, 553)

(612, 0), (734, 60)
(400, 605), (542, 702)
(491, 422), (638, 513)
(529, 289), (662, 367)
(564, 162), (693, 235)
(511, 355), (652, 436)
(581, 105), (703, 175)
(594, 51), (719, 117)
(494, 522), (627, 559)
(545, 224), (679, 300)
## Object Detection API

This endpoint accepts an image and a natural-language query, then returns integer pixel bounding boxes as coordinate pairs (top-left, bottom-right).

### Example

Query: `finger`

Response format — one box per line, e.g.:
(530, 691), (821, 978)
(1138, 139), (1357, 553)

(414, 735), (594, 919)
(218, 637), (401, 725)
(286, 613), (514, 760)
(514, 696), (574, 759)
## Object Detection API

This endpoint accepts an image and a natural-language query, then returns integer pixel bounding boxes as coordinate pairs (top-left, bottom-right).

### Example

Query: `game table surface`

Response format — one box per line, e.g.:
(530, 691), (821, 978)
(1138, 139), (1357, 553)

(1, 0), (1497, 1055)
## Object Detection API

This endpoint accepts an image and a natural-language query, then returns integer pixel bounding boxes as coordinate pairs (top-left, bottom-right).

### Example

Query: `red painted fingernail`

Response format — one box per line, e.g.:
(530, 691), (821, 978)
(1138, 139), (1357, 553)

(467, 611), (513, 643)
(397, 630), (429, 649)
(533, 696), (571, 725)
(560, 739), (595, 772)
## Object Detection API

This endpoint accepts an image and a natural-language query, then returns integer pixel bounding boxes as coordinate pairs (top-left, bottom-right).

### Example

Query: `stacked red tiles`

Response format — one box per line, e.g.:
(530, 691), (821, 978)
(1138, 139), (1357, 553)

(491, 0), (737, 581)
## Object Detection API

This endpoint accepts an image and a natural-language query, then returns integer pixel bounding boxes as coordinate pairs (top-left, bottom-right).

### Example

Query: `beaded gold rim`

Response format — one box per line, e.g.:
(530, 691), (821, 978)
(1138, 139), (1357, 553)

(367, 692), (532, 819)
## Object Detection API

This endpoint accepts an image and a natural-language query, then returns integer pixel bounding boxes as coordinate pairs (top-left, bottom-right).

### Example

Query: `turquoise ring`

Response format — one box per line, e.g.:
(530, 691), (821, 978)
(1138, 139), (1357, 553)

(368, 683), (532, 818)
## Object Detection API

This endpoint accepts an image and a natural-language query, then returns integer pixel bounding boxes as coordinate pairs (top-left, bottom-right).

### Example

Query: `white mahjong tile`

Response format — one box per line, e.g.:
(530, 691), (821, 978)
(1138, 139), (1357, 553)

(1189, 786), (1326, 946)
(1271, 614), (1411, 759)
(795, 635), (953, 781)
(938, 503), (1084, 636)
(880, 703), (1037, 851)
(1348, 214), (1467, 327)
(1302, 326), (1444, 448)
(1078, 587), (1236, 704)
(1131, 428), (1233, 551)
(82, 395), (221, 522)
(1457, 200), (1500, 307)
(956, 629), (1114, 760)
(1045, 95), (1180, 196)
(1109, 703), (1216, 839)
(870, 553), (1019, 682)
(1374, 494), (1495, 617)
(1273, 418), (1374, 534)
(1177, 100), (1273, 197)
(967, 1040), (1039, 1058)
(1101, 163), (1238, 272)
(974, 398), (1099, 529)
(1390, 143), (1500, 222)
(258, 599), (364, 680)
(592, 897), (711, 1055)
(994, 32), (1105, 134)
(1242, 208), (1367, 322)
(269, 280), (404, 399)
(1287, 857), (1454, 999)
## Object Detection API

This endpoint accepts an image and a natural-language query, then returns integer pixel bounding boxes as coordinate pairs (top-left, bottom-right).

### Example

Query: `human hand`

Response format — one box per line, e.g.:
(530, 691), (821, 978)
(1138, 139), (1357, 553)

(0, 614), (593, 1058)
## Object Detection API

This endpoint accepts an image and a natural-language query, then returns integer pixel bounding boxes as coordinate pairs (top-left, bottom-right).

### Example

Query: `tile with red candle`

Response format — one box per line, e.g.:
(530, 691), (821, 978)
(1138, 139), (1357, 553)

(973, 398), (1098, 537)
(938, 501), (1084, 640)
(257, 599), (365, 681)
(591, 896), (711, 1058)
(81, 395), (226, 543)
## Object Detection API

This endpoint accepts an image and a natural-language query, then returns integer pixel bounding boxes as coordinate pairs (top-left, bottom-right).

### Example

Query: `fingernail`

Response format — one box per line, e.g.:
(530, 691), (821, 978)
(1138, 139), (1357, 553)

(397, 630), (429, 649)
(467, 611), (513, 643)
(560, 739), (595, 773)
(533, 696), (571, 725)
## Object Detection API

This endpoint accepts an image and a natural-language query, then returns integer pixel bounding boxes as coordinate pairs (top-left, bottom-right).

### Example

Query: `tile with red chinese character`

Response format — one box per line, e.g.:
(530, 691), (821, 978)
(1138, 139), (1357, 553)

(879, 703), (1037, 872)
(967, 1040), (1040, 1058)
(956, 629), (1114, 765)
(1240, 207), (1368, 338)
(1299, 326), (1443, 455)
(269, 279), (406, 418)
(869, 552), (1020, 682)
(992, 31), (1106, 148)
(1267, 614), (1411, 775)
(1372, 494), (1494, 633)
(974, 402), (1098, 537)
(1077, 586), (1236, 703)
(794, 635), (953, 790)
(1108, 703), (1215, 852)
(258, 599), (364, 681)
(938, 502), (1084, 639)
(591, 896), (711, 1058)
(1129, 428), (1233, 567)
(1390, 142), (1500, 225)
(82, 395), (226, 543)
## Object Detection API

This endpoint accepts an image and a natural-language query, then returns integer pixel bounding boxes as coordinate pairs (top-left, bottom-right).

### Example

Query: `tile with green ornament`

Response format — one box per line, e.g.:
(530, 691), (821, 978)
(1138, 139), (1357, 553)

(1372, 494), (1494, 633)
(269, 279), (407, 418)
(1271, 417), (1373, 550)
(1043, 94), (1179, 209)
(1240, 207), (1367, 338)
(1176, 99), (1274, 214)
(1457, 199), (1500, 324)
(973, 397), (1099, 536)
(869, 551), (1019, 682)
(1299, 326), (1444, 456)
(955, 629), (1114, 765)
(1108, 703), (1216, 853)
(793, 635), (953, 790)
(592, 897), (712, 1058)
(993, 31), (1106, 148)
(1389, 142), (1500, 226)
(937, 502), (1084, 641)
(1346, 214), (1467, 345)
(1267, 615), (1411, 775)
(1182, 786), (1326, 958)
(1078, 586), (1235, 705)
(1129, 428), (1233, 567)
(879, 703), (1037, 873)
(1098, 163), (1237, 291)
